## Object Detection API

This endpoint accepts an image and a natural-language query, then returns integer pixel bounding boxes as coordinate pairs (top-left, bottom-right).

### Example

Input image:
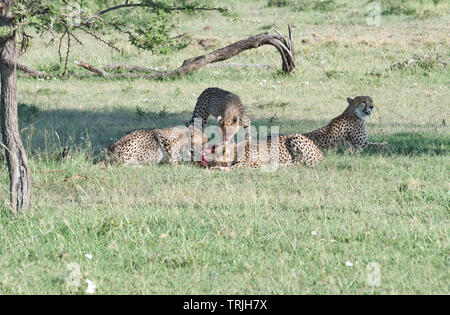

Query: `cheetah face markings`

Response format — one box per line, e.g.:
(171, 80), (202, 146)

(217, 114), (240, 142)
(348, 96), (374, 120)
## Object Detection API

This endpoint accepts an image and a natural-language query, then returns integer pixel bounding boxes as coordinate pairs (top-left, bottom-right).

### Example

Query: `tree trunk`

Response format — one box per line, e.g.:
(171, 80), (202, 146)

(0, 4), (32, 212)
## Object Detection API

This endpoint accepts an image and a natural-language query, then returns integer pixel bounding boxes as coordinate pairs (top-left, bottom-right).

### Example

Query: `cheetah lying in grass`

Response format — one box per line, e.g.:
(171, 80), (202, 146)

(206, 133), (324, 170)
(303, 96), (388, 152)
(105, 125), (207, 166)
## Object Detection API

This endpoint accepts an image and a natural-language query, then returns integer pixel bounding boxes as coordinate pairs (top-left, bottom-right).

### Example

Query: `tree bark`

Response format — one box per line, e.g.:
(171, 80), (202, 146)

(0, 2), (32, 212)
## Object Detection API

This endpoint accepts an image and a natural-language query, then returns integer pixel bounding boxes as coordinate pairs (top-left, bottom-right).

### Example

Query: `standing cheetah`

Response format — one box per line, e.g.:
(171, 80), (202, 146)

(303, 96), (388, 152)
(106, 125), (207, 166)
(208, 133), (324, 169)
(187, 87), (251, 142)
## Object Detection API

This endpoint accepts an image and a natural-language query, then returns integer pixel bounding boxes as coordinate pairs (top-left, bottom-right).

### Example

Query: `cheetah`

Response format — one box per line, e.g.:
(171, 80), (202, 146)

(105, 125), (207, 166)
(208, 133), (324, 170)
(303, 96), (388, 152)
(187, 87), (251, 143)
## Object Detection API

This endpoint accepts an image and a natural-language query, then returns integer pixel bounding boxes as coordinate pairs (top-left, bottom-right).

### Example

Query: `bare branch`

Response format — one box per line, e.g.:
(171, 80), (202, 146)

(91, 3), (146, 18)
(90, 2), (228, 19)
(79, 27), (121, 53)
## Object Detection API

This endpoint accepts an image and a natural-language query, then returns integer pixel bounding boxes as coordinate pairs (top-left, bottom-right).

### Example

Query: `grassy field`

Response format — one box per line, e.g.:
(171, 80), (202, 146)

(0, 0), (449, 294)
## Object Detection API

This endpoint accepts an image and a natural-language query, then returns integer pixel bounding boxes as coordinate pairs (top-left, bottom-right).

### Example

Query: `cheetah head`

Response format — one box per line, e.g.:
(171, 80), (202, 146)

(217, 95), (242, 142)
(217, 114), (240, 142)
(347, 96), (374, 120)
(206, 142), (235, 167)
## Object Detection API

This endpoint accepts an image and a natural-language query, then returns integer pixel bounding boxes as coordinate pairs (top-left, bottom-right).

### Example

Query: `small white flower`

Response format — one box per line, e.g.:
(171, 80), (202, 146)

(85, 253), (93, 260)
(143, 98), (149, 102)
(304, 81), (309, 85)
(262, 79), (267, 83)
(339, 72), (344, 76)
(321, 60), (327, 65)
(345, 261), (353, 267)
(412, 82), (417, 87)
(46, 76), (50, 80)
(79, 136), (85, 140)
(53, 78), (57, 80)
(311, 230), (318, 236)
(85, 279), (96, 294)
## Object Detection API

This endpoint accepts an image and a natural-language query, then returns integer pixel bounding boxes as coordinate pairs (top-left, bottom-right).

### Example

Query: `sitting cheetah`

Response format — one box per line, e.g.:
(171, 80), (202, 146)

(208, 133), (324, 169)
(303, 96), (388, 152)
(106, 125), (207, 166)
(187, 87), (251, 142)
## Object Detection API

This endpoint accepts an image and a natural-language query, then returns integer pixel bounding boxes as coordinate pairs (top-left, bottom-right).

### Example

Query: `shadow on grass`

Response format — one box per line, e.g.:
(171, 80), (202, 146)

(17, 103), (327, 155)
(17, 103), (448, 158)
(377, 132), (449, 156)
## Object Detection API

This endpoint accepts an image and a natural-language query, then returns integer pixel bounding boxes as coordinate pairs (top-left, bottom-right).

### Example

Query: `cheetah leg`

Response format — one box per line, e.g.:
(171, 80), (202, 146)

(348, 134), (389, 152)
(244, 125), (251, 142)
(166, 146), (182, 166)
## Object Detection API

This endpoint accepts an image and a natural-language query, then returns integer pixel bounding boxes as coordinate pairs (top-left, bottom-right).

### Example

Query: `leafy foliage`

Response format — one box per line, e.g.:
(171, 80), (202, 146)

(2, 0), (230, 72)
(381, 0), (417, 16)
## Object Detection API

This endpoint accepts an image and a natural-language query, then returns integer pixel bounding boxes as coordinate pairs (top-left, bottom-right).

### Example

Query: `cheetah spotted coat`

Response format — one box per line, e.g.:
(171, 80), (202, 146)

(211, 133), (324, 169)
(106, 126), (207, 166)
(303, 96), (387, 151)
(188, 87), (251, 142)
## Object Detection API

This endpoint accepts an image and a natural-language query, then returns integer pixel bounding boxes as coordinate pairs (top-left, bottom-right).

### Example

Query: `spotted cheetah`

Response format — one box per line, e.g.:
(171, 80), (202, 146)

(208, 133), (324, 169)
(106, 125), (207, 166)
(303, 96), (388, 152)
(187, 87), (251, 142)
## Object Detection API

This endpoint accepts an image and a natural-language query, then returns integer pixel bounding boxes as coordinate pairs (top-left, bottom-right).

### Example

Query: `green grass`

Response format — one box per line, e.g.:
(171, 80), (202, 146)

(0, 0), (449, 294)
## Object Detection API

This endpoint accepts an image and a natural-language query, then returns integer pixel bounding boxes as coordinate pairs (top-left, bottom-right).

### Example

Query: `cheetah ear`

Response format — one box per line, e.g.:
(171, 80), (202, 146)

(347, 97), (353, 105)
(217, 115), (223, 123)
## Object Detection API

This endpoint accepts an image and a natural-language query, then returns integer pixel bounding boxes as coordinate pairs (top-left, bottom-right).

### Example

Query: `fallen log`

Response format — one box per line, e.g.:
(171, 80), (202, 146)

(103, 62), (160, 73)
(75, 26), (295, 79)
(74, 60), (109, 77)
(206, 63), (275, 69)
(17, 63), (47, 78)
